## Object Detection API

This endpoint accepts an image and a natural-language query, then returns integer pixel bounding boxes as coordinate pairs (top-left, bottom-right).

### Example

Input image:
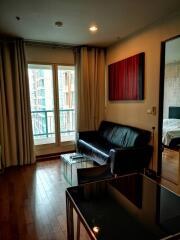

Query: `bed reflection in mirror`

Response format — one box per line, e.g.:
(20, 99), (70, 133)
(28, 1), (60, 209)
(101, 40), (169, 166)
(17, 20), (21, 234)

(162, 36), (180, 184)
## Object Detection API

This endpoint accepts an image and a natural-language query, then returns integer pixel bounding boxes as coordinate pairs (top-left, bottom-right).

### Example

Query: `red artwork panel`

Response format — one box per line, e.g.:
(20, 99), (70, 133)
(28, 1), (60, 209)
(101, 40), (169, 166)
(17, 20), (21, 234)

(108, 52), (144, 100)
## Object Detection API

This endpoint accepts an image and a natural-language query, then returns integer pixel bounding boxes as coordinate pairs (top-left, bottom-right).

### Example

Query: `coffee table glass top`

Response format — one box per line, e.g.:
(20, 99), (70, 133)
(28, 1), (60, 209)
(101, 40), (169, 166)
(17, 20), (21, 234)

(61, 153), (88, 164)
(67, 173), (180, 240)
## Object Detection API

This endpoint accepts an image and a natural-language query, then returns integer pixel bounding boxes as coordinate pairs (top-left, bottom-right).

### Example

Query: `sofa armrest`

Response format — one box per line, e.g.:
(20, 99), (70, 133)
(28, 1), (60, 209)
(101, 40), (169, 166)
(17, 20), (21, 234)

(109, 145), (153, 175)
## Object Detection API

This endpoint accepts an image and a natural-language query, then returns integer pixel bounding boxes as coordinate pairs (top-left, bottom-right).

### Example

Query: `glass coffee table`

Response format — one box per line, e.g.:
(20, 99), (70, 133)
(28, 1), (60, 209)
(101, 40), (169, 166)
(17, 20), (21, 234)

(61, 153), (94, 185)
(66, 173), (180, 240)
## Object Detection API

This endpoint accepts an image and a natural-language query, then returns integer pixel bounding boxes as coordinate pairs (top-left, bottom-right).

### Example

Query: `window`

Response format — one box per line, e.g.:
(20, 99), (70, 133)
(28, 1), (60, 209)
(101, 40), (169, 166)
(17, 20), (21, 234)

(28, 64), (76, 146)
(58, 66), (75, 142)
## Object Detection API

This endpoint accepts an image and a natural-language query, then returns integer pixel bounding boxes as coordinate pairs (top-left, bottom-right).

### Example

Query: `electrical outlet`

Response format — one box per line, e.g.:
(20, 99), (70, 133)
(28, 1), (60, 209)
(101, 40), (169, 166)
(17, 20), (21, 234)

(147, 107), (156, 115)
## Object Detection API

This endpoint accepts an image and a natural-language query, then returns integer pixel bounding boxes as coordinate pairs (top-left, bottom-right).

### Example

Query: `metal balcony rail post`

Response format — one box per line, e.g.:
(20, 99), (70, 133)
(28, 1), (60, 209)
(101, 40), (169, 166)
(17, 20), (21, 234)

(45, 111), (48, 138)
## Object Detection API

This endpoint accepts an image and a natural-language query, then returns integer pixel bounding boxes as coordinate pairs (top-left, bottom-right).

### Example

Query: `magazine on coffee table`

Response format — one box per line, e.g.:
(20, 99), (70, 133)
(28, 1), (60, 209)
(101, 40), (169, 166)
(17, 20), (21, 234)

(70, 153), (84, 159)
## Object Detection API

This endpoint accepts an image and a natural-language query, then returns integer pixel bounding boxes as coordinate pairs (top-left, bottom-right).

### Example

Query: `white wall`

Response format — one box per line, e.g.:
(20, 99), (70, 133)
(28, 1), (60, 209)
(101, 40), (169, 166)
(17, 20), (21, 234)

(106, 13), (180, 171)
(165, 37), (180, 64)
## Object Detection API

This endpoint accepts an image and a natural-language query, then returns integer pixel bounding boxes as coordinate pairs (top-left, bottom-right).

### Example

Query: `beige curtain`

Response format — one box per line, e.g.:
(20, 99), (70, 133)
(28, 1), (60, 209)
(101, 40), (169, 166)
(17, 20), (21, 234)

(75, 47), (105, 132)
(0, 38), (35, 169)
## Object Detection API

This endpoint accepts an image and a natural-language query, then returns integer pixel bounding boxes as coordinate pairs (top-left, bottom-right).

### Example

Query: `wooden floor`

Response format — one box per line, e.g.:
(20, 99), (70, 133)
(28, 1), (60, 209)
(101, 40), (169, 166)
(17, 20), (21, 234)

(1, 158), (180, 240)
(162, 147), (179, 184)
(0, 160), (89, 240)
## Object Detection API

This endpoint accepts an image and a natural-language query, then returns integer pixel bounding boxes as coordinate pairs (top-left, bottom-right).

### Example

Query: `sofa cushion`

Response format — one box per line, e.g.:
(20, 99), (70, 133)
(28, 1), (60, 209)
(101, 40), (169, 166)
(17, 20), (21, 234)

(98, 121), (151, 148)
(98, 121), (116, 143)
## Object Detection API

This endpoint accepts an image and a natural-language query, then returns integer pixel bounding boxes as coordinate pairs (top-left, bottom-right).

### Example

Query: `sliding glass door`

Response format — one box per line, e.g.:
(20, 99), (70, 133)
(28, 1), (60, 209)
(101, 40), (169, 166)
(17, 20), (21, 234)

(28, 64), (75, 146)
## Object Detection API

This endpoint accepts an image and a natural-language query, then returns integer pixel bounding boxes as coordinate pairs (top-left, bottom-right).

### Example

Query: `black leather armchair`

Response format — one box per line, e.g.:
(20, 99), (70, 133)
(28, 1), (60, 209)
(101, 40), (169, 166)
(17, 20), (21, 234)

(109, 145), (153, 175)
(77, 121), (153, 175)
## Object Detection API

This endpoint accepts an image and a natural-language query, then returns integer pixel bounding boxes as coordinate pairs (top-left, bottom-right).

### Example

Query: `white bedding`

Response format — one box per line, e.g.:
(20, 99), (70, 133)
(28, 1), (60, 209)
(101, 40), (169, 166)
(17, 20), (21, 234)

(163, 118), (180, 146)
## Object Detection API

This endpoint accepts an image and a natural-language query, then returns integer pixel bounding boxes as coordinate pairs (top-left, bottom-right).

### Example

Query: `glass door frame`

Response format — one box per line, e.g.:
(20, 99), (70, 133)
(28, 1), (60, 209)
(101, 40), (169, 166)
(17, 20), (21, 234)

(28, 61), (76, 153)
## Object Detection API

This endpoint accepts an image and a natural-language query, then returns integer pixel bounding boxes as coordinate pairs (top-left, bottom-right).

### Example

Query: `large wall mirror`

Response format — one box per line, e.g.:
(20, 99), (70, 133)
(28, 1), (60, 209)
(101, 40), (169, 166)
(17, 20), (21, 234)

(158, 35), (180, 184)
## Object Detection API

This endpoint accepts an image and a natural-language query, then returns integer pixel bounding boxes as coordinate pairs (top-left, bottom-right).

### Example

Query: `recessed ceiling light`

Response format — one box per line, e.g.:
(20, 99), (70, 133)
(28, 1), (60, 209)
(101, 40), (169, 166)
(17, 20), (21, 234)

(93, 226), (100, 233)
(55, 21), (63, 27)
(89, 25), (98, 32)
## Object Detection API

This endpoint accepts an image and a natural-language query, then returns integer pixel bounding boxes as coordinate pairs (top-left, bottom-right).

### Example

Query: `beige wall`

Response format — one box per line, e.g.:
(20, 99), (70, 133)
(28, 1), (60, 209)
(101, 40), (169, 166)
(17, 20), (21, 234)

(106, 13), (180, 170)
(25, 44), (75, 156)
(25, 44), (74, 64)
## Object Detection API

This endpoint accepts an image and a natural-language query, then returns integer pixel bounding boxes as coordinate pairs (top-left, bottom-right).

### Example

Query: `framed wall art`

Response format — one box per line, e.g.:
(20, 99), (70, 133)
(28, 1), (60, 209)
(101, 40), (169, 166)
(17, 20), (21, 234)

(108, 52), (145, 101)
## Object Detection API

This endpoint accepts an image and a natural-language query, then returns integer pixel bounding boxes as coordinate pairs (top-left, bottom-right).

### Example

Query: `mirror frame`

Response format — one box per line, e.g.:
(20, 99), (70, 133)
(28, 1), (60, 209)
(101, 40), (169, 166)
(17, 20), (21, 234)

(158, 34), (180, 176)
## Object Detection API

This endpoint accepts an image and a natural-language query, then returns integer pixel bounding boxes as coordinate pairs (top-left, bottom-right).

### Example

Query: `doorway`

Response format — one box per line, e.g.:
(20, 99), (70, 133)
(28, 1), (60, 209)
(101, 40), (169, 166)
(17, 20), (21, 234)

(158, 35), (180, 184)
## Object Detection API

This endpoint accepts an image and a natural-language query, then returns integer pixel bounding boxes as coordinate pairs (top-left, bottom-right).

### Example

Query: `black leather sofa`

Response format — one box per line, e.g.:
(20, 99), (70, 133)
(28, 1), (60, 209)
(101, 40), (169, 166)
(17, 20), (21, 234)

(77, 121), (153, 175)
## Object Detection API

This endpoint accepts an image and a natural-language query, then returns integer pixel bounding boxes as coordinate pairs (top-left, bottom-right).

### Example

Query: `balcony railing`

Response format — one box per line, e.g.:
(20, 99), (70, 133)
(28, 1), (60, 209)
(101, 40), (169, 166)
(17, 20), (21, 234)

(31, 109), (75, 140)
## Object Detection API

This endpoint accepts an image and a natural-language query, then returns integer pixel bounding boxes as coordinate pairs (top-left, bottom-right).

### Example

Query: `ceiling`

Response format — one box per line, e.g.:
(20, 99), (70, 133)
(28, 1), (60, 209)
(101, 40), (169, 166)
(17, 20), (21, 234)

(0, 0), (180, 47)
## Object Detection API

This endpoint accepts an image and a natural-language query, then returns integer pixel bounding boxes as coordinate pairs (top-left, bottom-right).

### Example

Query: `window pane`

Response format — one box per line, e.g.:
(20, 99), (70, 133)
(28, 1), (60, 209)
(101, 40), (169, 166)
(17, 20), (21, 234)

(58, 66), (75, 142)
(28, 64), (55, 145)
